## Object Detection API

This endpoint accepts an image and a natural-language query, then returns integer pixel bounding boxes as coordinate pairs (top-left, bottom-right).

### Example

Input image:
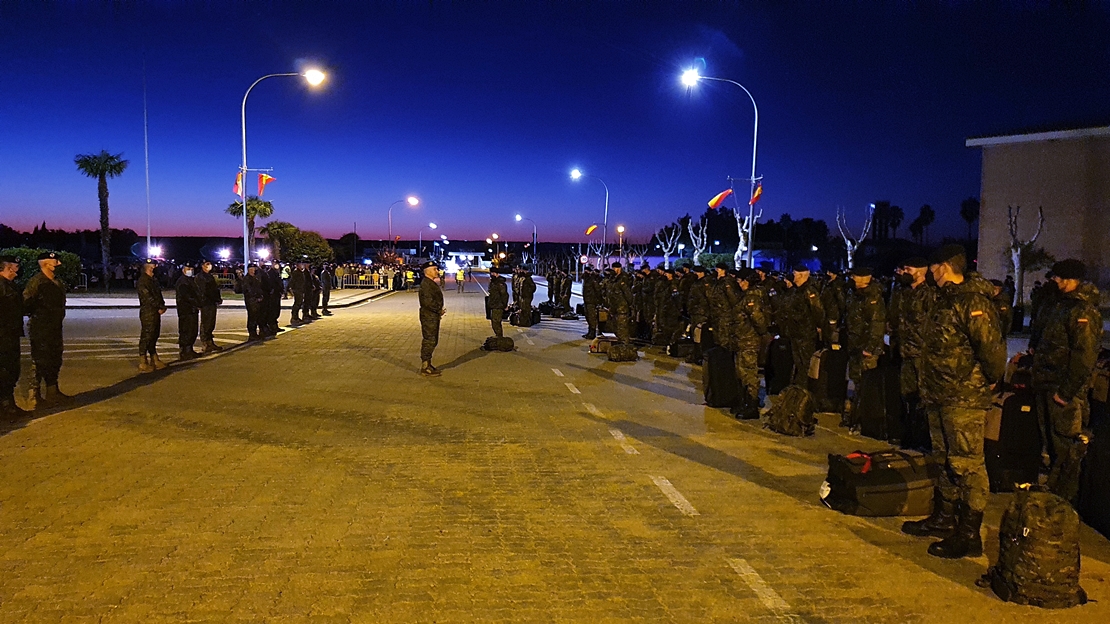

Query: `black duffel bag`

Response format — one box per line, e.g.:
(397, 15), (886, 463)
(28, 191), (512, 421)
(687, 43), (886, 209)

(820, 449), (933, 516)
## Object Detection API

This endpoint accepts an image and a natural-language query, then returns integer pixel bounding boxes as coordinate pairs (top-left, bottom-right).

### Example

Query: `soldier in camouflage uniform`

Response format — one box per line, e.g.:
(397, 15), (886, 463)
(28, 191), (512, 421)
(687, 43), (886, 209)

(821, 269), (847, 345)
(0, 255), (28, 418)
(519, 269), (536, 324)
(707, 263), (742, 357)
(889, 257), (936, 450)
(902, 245), (1006, 560)
(676, 265), (696, 319)
(606, 263), (634, 344)
(843, 266), (887, 428)
(1030, 259), (1102, 502)
(653, 269), (682, 347)
(581, 267), (602, 339)
(418, 261), (445, 376)
(776, 264), (825, 386)
(487, 267), (509, 338)
(733, 268), (770, 419)
(557, 269), (572, 312)
(686, 266), (712, 362)
(234, 264), (265, 341)
(23, 252), (73, 408)
(137, 259), (168, 372)
(989, 279), (1013, 339)
(174, 264), (201, 360)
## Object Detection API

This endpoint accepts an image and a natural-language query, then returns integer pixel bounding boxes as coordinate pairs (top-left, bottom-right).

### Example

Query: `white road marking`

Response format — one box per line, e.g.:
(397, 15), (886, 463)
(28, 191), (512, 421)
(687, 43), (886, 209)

(727, 558), (798, 620)
(650, 476), (699, 516)
(551, 368), (564, 377)
(583, 403), (606, 419)
(608, 429), (639, 454)
(526, 339), (535, 345)
(564, 382), (580, 394)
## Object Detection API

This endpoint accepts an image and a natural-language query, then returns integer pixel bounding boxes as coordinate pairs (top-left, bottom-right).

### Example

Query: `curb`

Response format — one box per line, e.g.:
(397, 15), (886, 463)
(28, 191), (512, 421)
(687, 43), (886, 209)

(64, 289), (396, 311)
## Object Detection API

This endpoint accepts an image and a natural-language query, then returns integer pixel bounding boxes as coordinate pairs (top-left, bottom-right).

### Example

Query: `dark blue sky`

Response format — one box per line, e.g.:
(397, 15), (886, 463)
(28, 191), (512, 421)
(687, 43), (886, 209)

(2, 1), (1108, 244)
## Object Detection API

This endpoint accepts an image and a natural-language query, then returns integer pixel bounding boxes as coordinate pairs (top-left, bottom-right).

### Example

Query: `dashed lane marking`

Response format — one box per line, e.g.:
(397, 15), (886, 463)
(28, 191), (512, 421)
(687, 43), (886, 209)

(527, 339), (535, 345)
(564, 382), (581, 394)
(583, 403), (606, 419)
(649, 475), (699, 516)
(608, 429), (639, 454)
(551, 368), (564, 377)
(727, 558), (799, 621)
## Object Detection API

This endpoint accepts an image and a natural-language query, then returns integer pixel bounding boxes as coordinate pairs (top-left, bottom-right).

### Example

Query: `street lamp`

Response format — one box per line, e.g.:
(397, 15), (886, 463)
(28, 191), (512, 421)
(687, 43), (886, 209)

(515, 214), (537, 261)
(240, 68), (326, 267)
(570, 168), (610, 260)
(418, 222), (437, 257)
(616, 225), (625, 260)
(681, 66), (759, 268)
(387, 196), (420, 242)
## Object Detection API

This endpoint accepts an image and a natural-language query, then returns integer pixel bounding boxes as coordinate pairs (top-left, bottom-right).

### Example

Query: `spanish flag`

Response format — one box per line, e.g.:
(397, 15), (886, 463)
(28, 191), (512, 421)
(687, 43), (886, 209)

(233, 172), (242, 195)
(258, 173), (275, 196)
(749, 183), (763, 205)
(707, 189), (733, 209)
(584, 224), (598, 236)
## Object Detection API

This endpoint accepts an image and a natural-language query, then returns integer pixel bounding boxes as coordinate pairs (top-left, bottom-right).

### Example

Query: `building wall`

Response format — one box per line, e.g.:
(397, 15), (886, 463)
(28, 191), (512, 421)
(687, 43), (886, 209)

(977, 136), (1110, 295)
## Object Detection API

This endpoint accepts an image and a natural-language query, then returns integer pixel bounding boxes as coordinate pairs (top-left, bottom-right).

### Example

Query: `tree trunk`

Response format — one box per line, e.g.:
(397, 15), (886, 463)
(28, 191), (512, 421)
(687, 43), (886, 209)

(846, 244), (856, 269)
(247, 216), (256, 254)
(734, 213), (748, 269)
(1012, 246), (1024, 307)
(98, 174), (111, 292)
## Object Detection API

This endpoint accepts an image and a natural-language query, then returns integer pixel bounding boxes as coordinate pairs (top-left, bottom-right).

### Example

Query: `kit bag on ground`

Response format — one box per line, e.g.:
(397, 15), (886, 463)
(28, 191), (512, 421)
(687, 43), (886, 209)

(703, 346), (740, 408)
(764, 337), (794, 396)
(538, 301), (556, 316)
(561, 312), (580, 321)
(807, 345), (849, 413)
(820, 449), (934, 516)
(986, 389), (1042, 493)
(482, 336), (515, 352)
(667, 337), (695, 358)
(978, 487), (1087, 609)
(589, 337), (613, 354)
(854, 366), (892, 440)
(509, 311), (520, 326)
(484, 295), (492, 320)
(576, 303), (586, 315)
(693, 324), (714, 350)
(763, 385), (816, 437)
(608, 342), (638, 362)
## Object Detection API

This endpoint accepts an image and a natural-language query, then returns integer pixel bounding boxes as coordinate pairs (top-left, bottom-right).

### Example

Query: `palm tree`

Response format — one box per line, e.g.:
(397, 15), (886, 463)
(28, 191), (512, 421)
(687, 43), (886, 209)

(960, 197), (981, 241)
(917, 204), (936, 245)
(226, 196), (274, 253)
(258, 220), (297, 261)
(889, 205), (904, 239)
(74, 150), (129, 291)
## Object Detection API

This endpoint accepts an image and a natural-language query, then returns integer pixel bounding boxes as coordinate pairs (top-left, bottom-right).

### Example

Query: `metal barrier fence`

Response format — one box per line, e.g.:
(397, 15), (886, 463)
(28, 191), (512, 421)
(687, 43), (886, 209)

(75, 273), (88, 291)
(338, 273), (384, 289)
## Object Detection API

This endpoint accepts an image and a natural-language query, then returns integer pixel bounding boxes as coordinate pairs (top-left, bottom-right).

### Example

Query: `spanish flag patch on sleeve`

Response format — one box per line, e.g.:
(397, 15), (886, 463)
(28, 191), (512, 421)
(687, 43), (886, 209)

(970, 310), (984, 317)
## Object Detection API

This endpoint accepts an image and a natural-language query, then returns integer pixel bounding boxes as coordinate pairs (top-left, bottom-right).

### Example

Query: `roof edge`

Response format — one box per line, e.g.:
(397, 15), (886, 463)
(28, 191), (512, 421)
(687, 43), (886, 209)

(966, 126), (1110, 147)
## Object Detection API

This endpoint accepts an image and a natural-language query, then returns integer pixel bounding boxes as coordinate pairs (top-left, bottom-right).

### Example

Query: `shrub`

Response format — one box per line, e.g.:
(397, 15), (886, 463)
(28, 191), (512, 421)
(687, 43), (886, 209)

(0, 247), (83, 290)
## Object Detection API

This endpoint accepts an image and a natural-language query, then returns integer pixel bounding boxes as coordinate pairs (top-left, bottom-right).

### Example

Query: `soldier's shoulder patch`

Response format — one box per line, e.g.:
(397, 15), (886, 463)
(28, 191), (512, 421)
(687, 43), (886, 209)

(970, 310), (984, 317)
(808, 293), (816, 298)
(1078, 317), (1090, 324)
(869, 299), (877, 305)
(747, 301), (754, 306)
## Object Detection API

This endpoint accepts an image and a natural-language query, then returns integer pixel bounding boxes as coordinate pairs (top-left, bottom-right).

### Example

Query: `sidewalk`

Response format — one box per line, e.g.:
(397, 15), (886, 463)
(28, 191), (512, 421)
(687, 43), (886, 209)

(65, 287), (392, 310)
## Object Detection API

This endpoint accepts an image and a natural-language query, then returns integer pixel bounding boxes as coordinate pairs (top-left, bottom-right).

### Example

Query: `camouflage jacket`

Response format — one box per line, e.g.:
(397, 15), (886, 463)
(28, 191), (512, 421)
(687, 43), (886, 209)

(733, 286), (770, 347)
(920, 274), (1007, 408)
(23, 272), (66, 324)
(992, 289), (1013, 335)
(654, 280), (681, 327)
(1031, 282), (1103, 401)
(519, 275), (536, 301)
(419, 277), (444, 314)
(776, 279), (825, 344)
(845, 280), (887, 356)
(677, 271), (696, 314)
(687, 275), (712, 326)
(606, 271), (633, 314)
(488, 274), (509, 310)
(892, 280), (936, 360)
(137, 273), (166, 311)
(0, 275), (23, 338)
(581, 273), (603, 305)
(821, 276), (848, 334)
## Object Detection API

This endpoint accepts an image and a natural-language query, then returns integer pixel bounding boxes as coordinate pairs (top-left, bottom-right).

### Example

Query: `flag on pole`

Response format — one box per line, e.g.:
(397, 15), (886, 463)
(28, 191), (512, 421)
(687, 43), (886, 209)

(584, 224), (598, 236)
(749, 183), (763, 205)
(233, 172), (242, 195)
(258, 173), (275, 196)
(707, 189), (733, 209)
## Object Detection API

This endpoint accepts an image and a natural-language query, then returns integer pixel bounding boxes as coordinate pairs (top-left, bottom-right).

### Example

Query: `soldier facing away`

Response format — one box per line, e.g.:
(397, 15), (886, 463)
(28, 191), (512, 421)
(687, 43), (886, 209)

(487, 267), (509, 338)
(23, 252), (73, 408)
(580, 266), (602, 340)
(418, 261), (445, 377)
(137, 259), (168, 372)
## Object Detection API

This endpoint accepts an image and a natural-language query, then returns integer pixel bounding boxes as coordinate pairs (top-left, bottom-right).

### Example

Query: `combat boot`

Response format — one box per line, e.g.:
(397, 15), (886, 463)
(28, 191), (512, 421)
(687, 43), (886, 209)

(151, 353), (168, 370)
(927, 504), (983, 559)
(204, 341), (223, 354)
(420, 361), (441, 377)
(27, 384), (42, 411)
(2, 395), (30, 420)
(582, 332), (596, 340)
(138, 354), (153, 372)
(42, 384), (74, 406)
(901, 491), (957, 537)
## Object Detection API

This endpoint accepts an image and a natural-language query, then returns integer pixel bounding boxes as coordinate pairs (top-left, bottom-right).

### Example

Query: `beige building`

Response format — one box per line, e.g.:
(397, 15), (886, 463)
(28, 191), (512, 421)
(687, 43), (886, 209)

(966, 125), (1110, 294)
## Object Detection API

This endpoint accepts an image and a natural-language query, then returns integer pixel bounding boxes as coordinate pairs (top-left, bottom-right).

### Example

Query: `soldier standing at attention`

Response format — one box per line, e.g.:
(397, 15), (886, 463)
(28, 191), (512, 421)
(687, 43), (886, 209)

(777, 264), (826, 386)
(0, 255), (28, 418)
(734, 268), (770, 419)
(137, 259), (168, 372)
(320, 263), (334, 316)
(235, 264), (266, 341)
(23, 252), (73, 408)
(581, 266), (602, 339)
(902, 244), (1005, 559)
(519, 269), (537, 323)
(419, 261), (445, 377)
(174, 264), (201, 361)
(843, 266), (887, 430)
(989, 279), (1013, 339)
(890, 257), (936, 450)
(288, 260), (307, 325)
(1030, 259), (1102, 502)
(607, 263), (634, 345)
(487, 267), (509, 338)
(195, 260), (223, 353)
(820, 269), (847, 344)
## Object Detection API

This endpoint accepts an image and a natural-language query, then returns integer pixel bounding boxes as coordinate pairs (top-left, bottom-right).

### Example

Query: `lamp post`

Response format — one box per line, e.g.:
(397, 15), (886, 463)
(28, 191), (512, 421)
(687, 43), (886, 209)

(387, 196), (420, 243)
(616, 225), (626, 261)
(515, 213), (537, 255)
(240, 68), (326, 267)
(418, 222), (437, 257)
(570, 169), (610, 260)
(681, 67), (758, 268)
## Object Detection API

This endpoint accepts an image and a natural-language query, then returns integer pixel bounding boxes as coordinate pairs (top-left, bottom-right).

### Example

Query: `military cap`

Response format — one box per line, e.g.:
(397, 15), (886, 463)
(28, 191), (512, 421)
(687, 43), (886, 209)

(0, 254), (18, 264)
(610, 262), (622, 269)
(1051, 259), (1086, 280)
(791, 263), (810, 273)
(850, 266), (873, 277)
(929, 244), (966, 266)
(142, 258), (157, 266)
(419, 260), (437, 270)
(247, 263), (258, 268)
(714, 261), (730, 270)
(37, 251), (59, 261)
(691, 265), (706, 274)
(902, 256), (928, 269)
(737, 268), (755, 281)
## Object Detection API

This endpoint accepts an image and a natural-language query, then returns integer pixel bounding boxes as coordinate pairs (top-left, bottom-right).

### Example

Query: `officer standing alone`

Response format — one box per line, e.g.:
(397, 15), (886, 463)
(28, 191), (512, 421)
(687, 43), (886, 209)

(0, 255), (28, 418)
(23, 252), (73, 407)
(419, 261), (445, 376)
(487, 267), (509, 338)
(137, 259), (168, 372)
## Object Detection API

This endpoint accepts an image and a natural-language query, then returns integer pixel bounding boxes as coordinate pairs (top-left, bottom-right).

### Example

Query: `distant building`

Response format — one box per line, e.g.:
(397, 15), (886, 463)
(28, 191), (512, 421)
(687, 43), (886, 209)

(966, 125), (1110, 292)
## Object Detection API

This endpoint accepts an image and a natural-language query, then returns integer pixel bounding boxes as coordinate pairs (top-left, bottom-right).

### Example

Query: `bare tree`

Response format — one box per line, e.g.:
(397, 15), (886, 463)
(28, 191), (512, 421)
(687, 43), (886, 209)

(587, 241), (606, 269)
(688, 216), (708, 266)
(626, 244), (649, 268)
(733, 208), (763, 269)
(654, 222), (682, 268)
(1008, 205), (1045, 307)
(836, 205), (874, 269)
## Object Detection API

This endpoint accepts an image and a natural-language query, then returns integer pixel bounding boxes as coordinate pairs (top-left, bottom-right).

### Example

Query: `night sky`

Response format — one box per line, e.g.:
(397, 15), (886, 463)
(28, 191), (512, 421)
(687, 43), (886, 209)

(2, 1), (1108, 244)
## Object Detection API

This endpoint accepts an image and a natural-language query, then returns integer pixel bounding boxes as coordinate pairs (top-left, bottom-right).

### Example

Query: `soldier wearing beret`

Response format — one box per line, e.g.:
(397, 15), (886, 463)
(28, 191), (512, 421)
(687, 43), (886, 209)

(777, 263), (826, 386)
(418, 260), (445, 376)
(1030, 258), (1102, 502)
(195, 260), (224, 353)
(0, 255), (28, 418)
(487, 266), (509, 338)
(843, 266), (886, 428)
(174, 263), (201, 360)
(889, 257), (936, 450)
(580, 266), (603, 340)
(23, 252), (73, 408)
(137, 259), (168, 372)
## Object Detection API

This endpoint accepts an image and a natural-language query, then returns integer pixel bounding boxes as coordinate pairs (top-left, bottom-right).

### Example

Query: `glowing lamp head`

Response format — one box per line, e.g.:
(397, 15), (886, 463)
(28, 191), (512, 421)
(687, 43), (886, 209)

(486, 238), (493, 244)
(218, 248), (231, 260)
(491, 233), (499, 240)
(258, 248), (271, 260)
(616, 225), (625, 234)
(406, 196), (420, 206)
(148, 245), (162, 257)
(303, 69), (326, 86)
(515, 214), (523, 222)
(428, 222), (437, 229)
(499, 252), (506, 259)
(440, 234), (447, 240)
(681, 68), (701, 87)
(570, 169), (583, 180)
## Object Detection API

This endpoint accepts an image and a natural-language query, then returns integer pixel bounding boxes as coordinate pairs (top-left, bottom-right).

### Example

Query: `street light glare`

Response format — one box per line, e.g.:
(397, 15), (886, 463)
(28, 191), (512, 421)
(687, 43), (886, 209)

(486, 238), (493, 244)
(681, 68), (700, 87)
(440, 234), (447, 240)
(149, 245), (162, 257)
(429, 222), (437, 229)
(515, 214), (523, 221)
(303, 69), (326, 86)
(616, 225), (625, 234)
(491, 233), (499, 239)
(407, 196), (420, 206)
(570, 169), (583, 180)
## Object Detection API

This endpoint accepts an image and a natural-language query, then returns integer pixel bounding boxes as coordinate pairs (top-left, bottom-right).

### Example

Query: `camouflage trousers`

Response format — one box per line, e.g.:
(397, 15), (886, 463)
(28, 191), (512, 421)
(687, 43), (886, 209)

(490, 309), (504, 338)
(789, 337), (817, 387)
(926, 405), (989, 513)
(584, 304), (599, 335)
(734, 342), (761, 405)
(138, 310), (162, 356)
(420, 310), (441, 362)
(1036, 391), (1090, 501)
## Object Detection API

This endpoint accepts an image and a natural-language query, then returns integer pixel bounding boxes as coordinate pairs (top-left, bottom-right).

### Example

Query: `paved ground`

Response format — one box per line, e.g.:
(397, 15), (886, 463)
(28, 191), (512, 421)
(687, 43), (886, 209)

(1, 281), (1109, 622)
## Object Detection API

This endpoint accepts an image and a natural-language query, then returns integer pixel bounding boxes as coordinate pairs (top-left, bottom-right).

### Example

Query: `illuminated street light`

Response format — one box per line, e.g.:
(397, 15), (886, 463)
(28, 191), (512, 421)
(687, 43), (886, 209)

(569, 168), (610, 259)
(239, 68), (327, 266)
(616, 225), (625, 259)
(486, 238), (493, 245)
(148, 245), (162, 258)
(419, 222), (438, 257)
(387, 196), (420, 242)
(218, 248), (231, 260)
(257, 248), (271, 260)
(515, 214), (538, 265)
(680, 63), (759, 268)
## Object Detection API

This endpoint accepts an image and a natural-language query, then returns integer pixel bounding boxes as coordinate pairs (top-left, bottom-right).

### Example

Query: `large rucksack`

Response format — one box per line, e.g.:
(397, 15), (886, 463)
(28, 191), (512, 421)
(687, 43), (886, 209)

(820, 449), (934, 516)
(482, 336), (515, 352)
(702, 346), (739, 408)
(764, 385), (816, 437)
(979, 487), (1088, 609)
(608, 342), (638, 362)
